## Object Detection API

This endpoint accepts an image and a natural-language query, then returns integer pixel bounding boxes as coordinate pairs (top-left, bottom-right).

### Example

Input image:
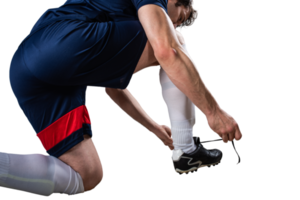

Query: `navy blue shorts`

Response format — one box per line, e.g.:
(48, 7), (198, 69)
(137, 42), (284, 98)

(10, 18), (147, 158)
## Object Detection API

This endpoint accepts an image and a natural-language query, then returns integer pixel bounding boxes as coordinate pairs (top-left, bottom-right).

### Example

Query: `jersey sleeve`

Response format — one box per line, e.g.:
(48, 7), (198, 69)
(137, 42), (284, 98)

(131, 0), (168, 14)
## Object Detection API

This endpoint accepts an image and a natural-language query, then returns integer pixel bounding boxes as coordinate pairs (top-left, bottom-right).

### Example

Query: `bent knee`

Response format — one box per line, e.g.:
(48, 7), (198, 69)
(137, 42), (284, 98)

(81, 168), (103, 191)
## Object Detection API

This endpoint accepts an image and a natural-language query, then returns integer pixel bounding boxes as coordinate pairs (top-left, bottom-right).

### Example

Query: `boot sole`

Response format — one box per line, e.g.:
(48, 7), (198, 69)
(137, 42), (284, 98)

(175, 158), (223, 176)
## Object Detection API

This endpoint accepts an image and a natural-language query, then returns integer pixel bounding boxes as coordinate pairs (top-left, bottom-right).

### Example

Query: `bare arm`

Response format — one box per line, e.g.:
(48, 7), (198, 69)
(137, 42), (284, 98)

(162, 40), (242, 142)
(157, 45), (220, 117)
(137, 5), (242, 142)
(138, 5), (218, 116)
(104, 88), (159, 133)
(137, 5), (180, 57)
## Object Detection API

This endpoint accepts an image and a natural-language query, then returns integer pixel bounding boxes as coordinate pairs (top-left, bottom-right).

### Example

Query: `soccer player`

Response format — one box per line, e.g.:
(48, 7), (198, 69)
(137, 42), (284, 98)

(1, 0), (242, 196)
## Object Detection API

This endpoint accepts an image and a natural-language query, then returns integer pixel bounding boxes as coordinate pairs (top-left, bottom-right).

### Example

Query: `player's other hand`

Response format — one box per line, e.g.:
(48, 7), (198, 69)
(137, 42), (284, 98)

(153, 125), (174, 150)
(206, 108), (242, 143)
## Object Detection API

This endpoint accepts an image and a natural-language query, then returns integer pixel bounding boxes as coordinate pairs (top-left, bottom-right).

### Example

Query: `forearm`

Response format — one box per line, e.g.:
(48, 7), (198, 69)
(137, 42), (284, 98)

(156, 45), (220, 116)
(106, 88), (158, 132)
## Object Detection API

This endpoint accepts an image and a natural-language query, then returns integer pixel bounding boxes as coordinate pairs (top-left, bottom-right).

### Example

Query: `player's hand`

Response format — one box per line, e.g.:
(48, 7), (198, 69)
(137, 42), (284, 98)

(152, 125), (174, 150)
(206, 108), (242, 143)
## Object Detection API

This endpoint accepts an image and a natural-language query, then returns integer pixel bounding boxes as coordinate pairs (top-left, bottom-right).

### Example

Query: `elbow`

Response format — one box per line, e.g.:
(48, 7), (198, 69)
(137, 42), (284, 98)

(154, 32), (183, 61)
(154, 46), (177, 63)
(154, 44), (179, 66)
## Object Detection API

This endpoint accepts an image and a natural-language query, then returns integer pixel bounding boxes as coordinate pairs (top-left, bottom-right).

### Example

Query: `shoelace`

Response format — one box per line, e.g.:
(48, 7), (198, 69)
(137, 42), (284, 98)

(202, 138), (242, 167)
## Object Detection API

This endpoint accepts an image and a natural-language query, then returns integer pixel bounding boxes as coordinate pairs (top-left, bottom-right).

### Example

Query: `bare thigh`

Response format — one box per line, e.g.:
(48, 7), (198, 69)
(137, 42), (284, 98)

(58, 134), (103, 191)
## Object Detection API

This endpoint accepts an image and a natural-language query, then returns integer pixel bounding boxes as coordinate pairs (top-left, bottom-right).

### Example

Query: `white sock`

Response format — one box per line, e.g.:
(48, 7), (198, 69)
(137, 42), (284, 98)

(159, 43), (197, 154)
(0, 152), (84, 196)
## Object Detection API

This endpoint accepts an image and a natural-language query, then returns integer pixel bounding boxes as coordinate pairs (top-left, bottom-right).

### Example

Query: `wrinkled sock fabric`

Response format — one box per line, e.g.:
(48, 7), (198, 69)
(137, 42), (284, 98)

(159, 43), (197, 154)
(0, 152), (84, 196)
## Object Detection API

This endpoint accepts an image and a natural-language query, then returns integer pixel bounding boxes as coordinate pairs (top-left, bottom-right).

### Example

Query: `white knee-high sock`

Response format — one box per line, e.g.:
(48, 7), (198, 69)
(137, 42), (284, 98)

(159, 44), (197, 154)
(0, 152), (84, 196)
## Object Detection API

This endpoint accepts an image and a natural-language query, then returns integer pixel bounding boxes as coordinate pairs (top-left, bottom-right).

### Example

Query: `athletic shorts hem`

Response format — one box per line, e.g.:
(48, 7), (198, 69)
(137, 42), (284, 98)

(47, 124), (92, 158)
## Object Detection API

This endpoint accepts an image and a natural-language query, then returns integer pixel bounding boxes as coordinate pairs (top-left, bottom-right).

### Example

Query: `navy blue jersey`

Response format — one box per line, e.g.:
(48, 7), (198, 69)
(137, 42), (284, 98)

(19, 0), (168, 89)
(32, 0), (168, 30)
(9, 0), (168, 158)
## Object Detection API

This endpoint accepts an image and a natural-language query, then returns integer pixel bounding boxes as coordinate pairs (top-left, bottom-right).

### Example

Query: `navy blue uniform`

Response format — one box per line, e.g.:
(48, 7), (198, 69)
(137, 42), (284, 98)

(10, 0), (168, 158)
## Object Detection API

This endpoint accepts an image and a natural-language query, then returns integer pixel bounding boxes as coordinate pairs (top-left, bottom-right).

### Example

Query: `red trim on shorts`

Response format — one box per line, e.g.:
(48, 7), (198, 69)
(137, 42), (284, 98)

(37, 105), (91, 151)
